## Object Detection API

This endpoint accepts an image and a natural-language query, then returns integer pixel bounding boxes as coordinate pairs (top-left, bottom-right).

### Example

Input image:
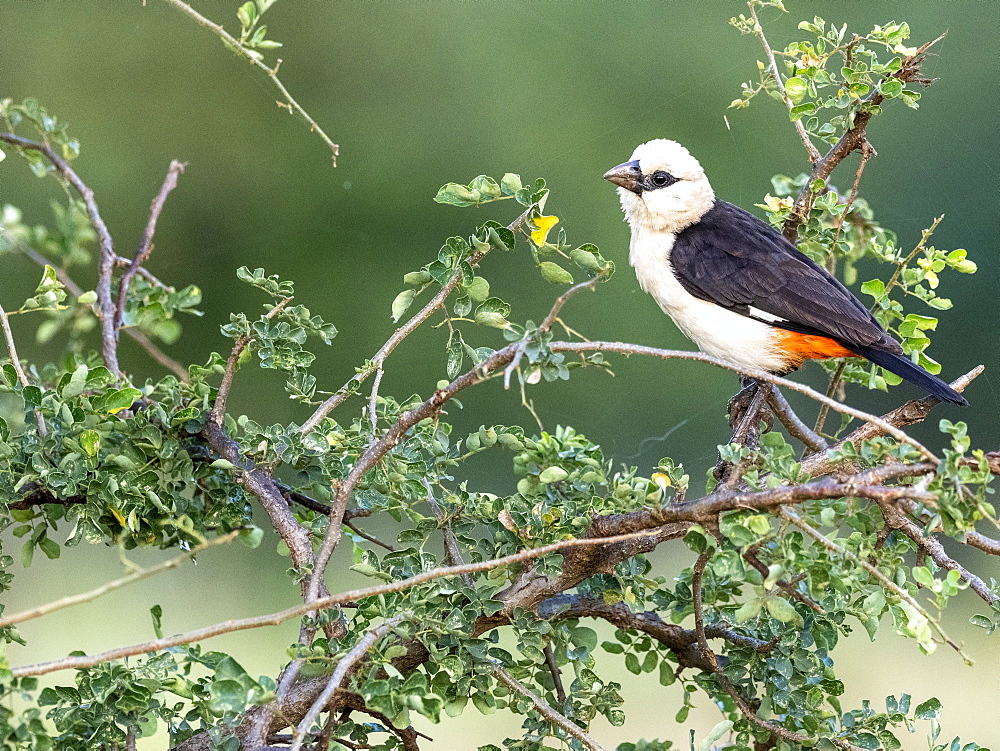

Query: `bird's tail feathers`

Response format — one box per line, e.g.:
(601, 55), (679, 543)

(847, 345), (969, 406)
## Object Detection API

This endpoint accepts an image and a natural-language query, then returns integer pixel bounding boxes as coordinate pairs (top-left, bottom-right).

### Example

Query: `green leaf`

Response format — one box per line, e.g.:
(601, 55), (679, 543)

(465, 276), (490, 302)
(538, 466), (568, 484)
(658, 658), (676, 686)
(697, 720), (734, 751)
(765, 596), (801, 625)
(391, 289), (416, 322)
(446, 330), (464, 379)
(211, 459), (237, 470)
(624, 652), (641, 675)
(789, 102), (817, 121)
(735, 598), (763, 623)
(861, 279), (885, 298)
(150, 604), (164, 638)
(62, 364), (88, 398)
(784, 76), (808, 104)
(434, 182), (479, 207)
(500, 173), (522, 196)
(538, 262), (574, 285)
(914, 697), (942, 719)
(96, 387), (141, 414)
(879, 79), (903, 98)
(80, 429), (101, 457)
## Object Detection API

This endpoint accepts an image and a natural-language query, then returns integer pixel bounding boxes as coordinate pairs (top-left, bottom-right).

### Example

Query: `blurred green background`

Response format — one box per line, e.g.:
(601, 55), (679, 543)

(1, 0), (997, 747)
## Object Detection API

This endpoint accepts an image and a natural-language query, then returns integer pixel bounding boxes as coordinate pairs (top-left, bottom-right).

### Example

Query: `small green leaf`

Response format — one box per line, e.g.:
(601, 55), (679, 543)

(434, 182), (479, 207)
(391, 289), (416, 322)
(784, 76), (808, 104)
(879, 79), (903, 98)
(150, 604), (164, 638)
(500, 173), (522, 196)
(914, 697), (941, 719)
(538, 262), (574, 285)
(80, 429), (101, 457)
(789, 102), (817, 121)
(538, 466), (568, 484)
(211, 459), (237, 470)
(765, 596), (801, 625)
(62, 364), (89, 398)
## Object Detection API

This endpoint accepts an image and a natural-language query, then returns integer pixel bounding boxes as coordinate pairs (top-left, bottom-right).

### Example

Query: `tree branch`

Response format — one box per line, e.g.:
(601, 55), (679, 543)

(0, 531), (238, 628)
(799, 366), (983, 478)
(781, 33), (947, 242)
(290, 615), (408, 751)
(493, 663), (607, 751)
(158, 0), (339, 165)
(114, 159), (186, 333)
(0, 132), (120, 375)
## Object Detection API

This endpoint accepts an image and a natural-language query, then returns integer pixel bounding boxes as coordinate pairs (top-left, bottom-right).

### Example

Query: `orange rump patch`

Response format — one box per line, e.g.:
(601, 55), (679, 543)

(775, 330), (856, 369)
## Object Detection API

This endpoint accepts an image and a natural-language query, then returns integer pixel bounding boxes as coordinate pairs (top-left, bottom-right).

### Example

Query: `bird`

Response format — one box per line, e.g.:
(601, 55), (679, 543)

(603, 138), (968, 405)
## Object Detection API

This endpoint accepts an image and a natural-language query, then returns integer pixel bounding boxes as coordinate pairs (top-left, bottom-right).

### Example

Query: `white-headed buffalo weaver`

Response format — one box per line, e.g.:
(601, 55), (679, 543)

(604, 138), (967, 405)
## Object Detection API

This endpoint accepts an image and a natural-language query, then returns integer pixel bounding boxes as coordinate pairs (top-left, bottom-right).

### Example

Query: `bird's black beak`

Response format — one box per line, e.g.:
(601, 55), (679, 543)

(603, 159), (643, 194)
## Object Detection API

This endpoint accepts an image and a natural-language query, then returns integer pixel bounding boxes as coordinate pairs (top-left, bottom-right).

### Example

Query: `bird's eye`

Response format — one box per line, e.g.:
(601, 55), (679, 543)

(649, 170), (675, 188)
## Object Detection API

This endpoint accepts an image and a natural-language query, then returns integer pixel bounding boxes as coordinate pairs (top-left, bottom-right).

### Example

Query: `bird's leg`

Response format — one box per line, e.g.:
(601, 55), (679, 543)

(715, 377), (774, 487)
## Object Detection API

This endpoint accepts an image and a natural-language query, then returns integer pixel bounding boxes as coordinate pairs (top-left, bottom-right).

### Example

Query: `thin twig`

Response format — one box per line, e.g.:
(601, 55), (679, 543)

(290, 615), (408, 751)
(550, 341), (940, 464)
(158, 0), (339, 165)
(493, 664), (607, 751)
(827, 140), (875, 259)
(300, 207), (531, 435)
(778, 507), (971, 663)
(748, 3), (822, 163)
(114, 160), (186, 333)
(0, 299), (46, 435)
(343, 519), (395, 552)
(210, 296), (293, 425)
(876, 501), (998, 605)
(422, 478), (471, 584)
(10, 527), (673, 678)
(503, 268), (607, 389)
(763, 384), (827, 452)
(0, 531), (239, 628)
(543, 640), (567, 705)
(0, 132), (120, 375)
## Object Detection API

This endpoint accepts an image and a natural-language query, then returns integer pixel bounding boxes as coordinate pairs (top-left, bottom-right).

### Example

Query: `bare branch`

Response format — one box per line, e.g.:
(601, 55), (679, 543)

(114, 160), (186, 332)
(550, 341), (940, 463)
(0, 132), (120, 374)
(493, 663), (607, 751)
(877, 501), (998, 605)
(0, 531), (239, 629)
(290, 615), (408, 751)
(543, 640), (567, 705)
(158, 0), (339, 165)
(763, 384), (827, 453)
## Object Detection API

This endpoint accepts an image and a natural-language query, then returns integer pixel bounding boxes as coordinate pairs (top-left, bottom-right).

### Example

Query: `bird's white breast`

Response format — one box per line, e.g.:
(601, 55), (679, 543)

(629, 228), (790, 373)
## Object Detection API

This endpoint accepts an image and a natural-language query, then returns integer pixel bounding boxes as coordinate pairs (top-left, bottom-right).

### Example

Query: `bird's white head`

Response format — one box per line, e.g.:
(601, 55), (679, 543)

(603, 139), (715, 234)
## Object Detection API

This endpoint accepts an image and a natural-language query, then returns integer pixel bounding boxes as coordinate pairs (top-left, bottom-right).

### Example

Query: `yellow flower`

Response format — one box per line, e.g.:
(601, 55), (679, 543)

(530, 214), (559, 247)
(652, 472), (672, 489)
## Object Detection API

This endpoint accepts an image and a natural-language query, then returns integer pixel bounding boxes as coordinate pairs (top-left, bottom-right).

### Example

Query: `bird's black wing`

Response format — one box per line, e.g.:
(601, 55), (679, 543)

(671, 201), (901, 353)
